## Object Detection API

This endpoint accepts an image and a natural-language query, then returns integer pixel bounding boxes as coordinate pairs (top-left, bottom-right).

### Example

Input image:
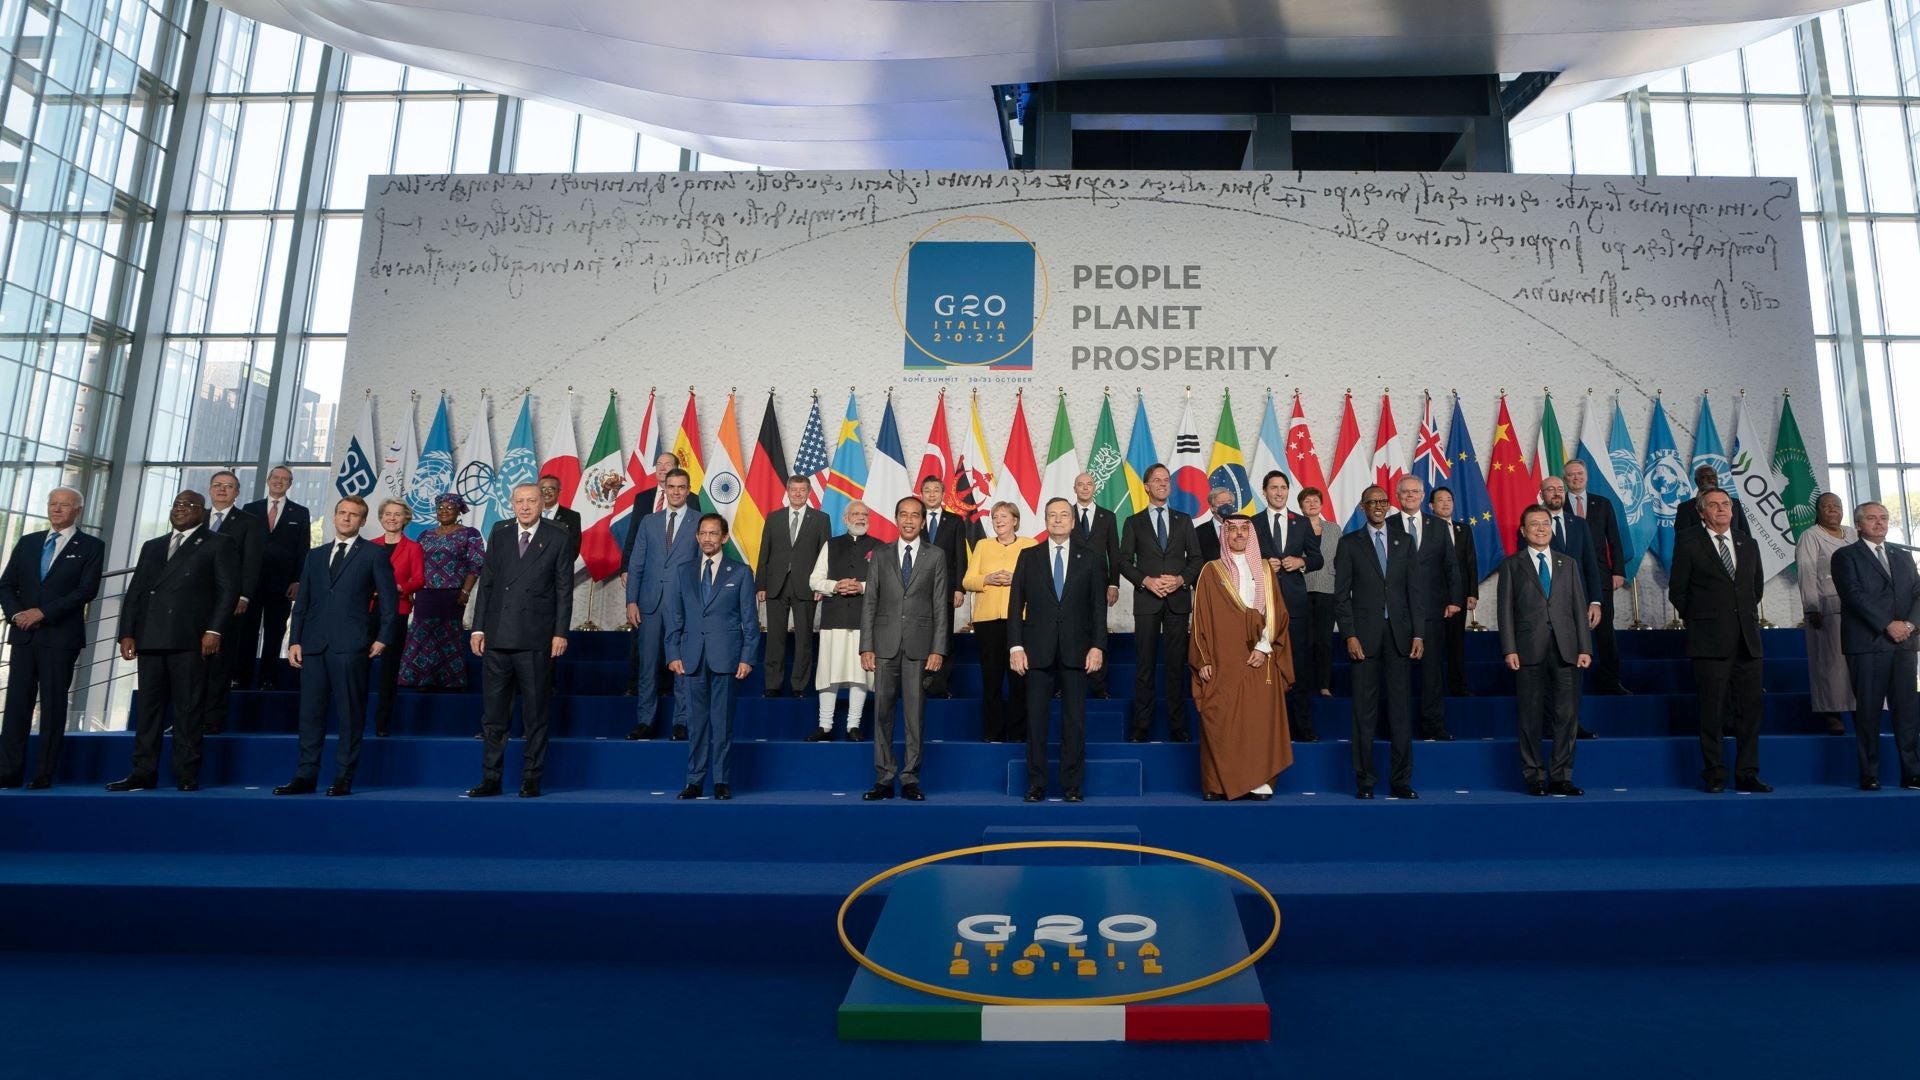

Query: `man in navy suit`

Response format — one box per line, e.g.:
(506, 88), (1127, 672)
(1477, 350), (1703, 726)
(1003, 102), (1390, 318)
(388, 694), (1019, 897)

(273, 495), (399, 797)
(625, 468), (698, 740)
(1389, 474), (1462, 740)
(668, 513), (759, 800)
(1333, 484), (1426, 799)
(1563, 460), (1629, 693)
(1009, 498), (1109, 801)
(622, 451), (681, 695)
(242, 465), (310, 689)
(1069, 472), (1123, 697)
(1669, 489), (1769, 793)
(1253, 470), (1324, 740)
(1831, 501), (1920, 790)
(202, 469), (264, 734)
(1117, 464), (1205, 741)
(0, 487), (104, 788)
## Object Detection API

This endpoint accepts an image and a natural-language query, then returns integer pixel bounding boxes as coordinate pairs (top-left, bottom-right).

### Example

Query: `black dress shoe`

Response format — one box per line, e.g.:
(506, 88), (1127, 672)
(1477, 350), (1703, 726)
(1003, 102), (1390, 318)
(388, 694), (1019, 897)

(1861, 779), (1882, 791)
(1293, 733), (1320, 744)
(1421, 730), (1456, 742)
(624, 724), (654, 741)
(862, 784), (893, 801)
(804, 728), (834, 743)
(464, 780), (503, 798)
(1825, 717), (1850, 736)
(202, 724), (222, 735)
(0, 776), (21, 789)
(1903, 777), (1920, 791)
(677, 784), (702, 800)
(1024, 787), (1045, 802)
(1548, 781), (1584, 797)
(375, 727), (390, 738)
(105, 776), (157, 792)
(1247, 791), (1273, 801)
(519, 781), (542, 798)
(1527, 782), (1548, 797)
(1169, 731), (1193, 743)
(1704, 780), (1726, 794)
(1203, 792), (1226, 801)
(1390, 786), (1419, 799)
(1734, 778), (1773, 794)
(1126, 733), (1149, 743)
(671, 725), (688, 741)
(1089, 690), (1110, 699)
(763, 688), (786, 699)
(847, 727), (868, 742)
(711, 783), (731, 800)
(1355, 787), (1374, 800)
(1064, 790), (1083, 802)
(273, 778), (317, 796)
(27, 777), (51, 790)
(326, 780), (353, 797)
(1576, 727), (1597, 740)
(901, 783), (925, 801)
(176, 781), (199, 792)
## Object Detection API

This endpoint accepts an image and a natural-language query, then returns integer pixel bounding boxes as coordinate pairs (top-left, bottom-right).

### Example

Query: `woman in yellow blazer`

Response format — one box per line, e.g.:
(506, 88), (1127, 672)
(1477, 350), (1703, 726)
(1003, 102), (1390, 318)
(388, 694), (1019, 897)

(963, 502), (1036, 742)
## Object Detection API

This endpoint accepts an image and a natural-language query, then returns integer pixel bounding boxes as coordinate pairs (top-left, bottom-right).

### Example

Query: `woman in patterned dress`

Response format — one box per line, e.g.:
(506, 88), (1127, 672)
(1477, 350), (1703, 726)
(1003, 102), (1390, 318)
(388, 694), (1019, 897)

(398, 493), (485, 690)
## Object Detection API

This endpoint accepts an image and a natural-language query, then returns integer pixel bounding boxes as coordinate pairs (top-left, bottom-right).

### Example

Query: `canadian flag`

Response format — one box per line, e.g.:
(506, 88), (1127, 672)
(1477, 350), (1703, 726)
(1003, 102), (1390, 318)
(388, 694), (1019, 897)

(1371, 392), (1407, 497)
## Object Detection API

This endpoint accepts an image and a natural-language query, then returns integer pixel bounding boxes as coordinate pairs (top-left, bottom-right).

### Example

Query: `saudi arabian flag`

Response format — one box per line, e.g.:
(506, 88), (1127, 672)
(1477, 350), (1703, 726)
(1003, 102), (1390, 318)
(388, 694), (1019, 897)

(1086, 394), (1130, 515)
(1773, 394), (1821, 540)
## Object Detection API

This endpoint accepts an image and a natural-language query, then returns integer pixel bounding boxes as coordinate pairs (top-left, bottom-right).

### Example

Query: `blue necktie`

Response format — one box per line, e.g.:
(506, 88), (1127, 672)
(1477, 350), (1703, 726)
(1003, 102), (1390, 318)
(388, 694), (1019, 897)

(1155, 508), (1168, 548)
(39, 534), (56, 579)
(1537, 551), (1552, 598)
(703, 557), (715, 602)
(901, 543), (913, 588)
(1373, 529), (1389, 617)
(1053, 545), (1065, 600)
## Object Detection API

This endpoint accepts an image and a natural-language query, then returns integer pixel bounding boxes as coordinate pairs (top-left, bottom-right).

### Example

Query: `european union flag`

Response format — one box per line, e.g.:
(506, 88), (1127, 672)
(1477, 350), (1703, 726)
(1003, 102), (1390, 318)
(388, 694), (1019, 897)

(1442, 395), (1504, 583)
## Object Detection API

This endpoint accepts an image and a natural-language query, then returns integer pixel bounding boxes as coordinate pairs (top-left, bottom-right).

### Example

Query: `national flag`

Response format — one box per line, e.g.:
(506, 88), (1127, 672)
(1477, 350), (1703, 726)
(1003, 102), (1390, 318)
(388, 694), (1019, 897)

(1371, 392), (1407, 498)
(1730, 392), (1797, 579)
(1443, 394), (1504, 582)
(1531, 392), (1567, 488)
(917, 389), (959, 512)
(1486, 395), (1534, 557)
(454, 394), (501, 533)
(1326, 393), (1369, 530)
(1642, 397), (1689, 572)
(1001, 391), (1044, 531)
(1206, 389), (1255, 519)
(821, 392), (867, 537)
(1287, 393), (1333, 522)
(1411, 393), (1450, 491)
(1690, 394), (1731, 499)
(670, 391), (707, 512)
(378, 397), (420, 532)
(499, 393), (540, 503)
(1246, 392), (1289, 505)
(1087, 394), (1131, 515)
(955, 391), (996, 523)
(1608, 399), (1654, 582)
(708, 393), (753, 564)
(406, 396), (454, 540)
(335, 394), (379, 502)
(864, 396), (914, 544)
(575, 393), (628, 579)
(1773, 394), (1821, 540)
(608, 389), (659, 558)
(792, 394), (832, 510)
(539, 396), (580, 509)
(1573, 392), (1631, 548)
(1123, 395), (1159, 514)
(1169, 394), (1209, 520)
(1039, 391), (1082, 529)
(739, 393), (790, 573)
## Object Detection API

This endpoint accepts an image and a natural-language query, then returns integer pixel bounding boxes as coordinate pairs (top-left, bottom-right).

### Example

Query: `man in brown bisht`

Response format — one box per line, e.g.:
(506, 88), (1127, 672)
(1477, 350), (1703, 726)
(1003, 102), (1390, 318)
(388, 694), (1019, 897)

(1190, 513), (1294, 801)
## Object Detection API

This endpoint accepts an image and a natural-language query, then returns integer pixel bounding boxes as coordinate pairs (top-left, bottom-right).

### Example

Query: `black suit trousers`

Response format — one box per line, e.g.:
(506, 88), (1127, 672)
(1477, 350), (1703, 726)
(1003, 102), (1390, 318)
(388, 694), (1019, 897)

(1591, 589), (1622, 691)
(1515, 647), (1579, 784)
(1442, 609), (1469, 694)
(973, 618), (1026, 741)
(131, 649), (207, 783)
(1349, 643), (1413, 789)
(296, 649), (372, 782)
(481, 648), (553, 783)
(1130, 609), (1191, 738)
(0, 639), (80, 783)
(1025, 661), (1088, 792)
(1848, 650), (1920, 781)
(253, 592), (293, 688)
(374, 618), (409, 732)
(1417, 615), (1449, 731)
(763, 596), (817, 693)
(1306, 592), (1336, 693)
(1692, 643), (1763, 782)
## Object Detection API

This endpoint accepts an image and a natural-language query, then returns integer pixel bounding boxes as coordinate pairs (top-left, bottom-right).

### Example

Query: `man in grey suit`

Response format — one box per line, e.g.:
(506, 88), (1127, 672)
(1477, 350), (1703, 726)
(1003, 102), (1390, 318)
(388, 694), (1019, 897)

(757, 474), (831, 697)
(1499, 505), (1593, 797)
(859, 496), (949, 802)
(1830, 501), (1920, 790)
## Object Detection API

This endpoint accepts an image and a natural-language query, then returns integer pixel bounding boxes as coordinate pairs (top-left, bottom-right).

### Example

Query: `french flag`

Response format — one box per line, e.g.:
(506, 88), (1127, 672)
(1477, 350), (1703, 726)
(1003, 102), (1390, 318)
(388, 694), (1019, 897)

(1325, 393), (1369, 531)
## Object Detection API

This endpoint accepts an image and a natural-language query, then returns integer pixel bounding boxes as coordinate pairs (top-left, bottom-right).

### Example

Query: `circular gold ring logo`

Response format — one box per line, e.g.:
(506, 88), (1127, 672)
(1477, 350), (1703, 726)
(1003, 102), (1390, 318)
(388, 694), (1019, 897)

(891, 215), (1051, 369)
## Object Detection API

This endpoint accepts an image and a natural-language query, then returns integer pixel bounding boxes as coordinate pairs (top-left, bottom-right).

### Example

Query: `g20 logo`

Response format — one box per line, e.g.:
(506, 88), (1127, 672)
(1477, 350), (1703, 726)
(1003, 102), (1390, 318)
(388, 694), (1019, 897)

(934, 294), (1008, 318)
(895, 216), (1048, 371)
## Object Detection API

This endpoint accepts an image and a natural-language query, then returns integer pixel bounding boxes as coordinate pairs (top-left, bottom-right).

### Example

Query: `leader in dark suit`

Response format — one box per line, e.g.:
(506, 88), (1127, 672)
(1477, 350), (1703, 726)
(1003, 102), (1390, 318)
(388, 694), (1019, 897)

(668, 514), (759, 800)
(1194, 488), (1239, 563)
(1253, 471), (1324, 739)
(466, 484), (574, 798)
(757, 475), (831, 696)
(859, 496), (950, 801)
(0, 487), (104, 788)
(1499, 507), (1593, 796)
(202, 470), (264, 734)
(1668, 488), (1769, 793)
(109, 490), (238, 792)
(1830, 503), (1920, 789)
(1117, 465), (1205, 742)
(1387, 475), (1461, 740)
(538, 474), (583, 569)
(917, 476), (968, 698)
(1009, 499), (1110, 801)
(1428, 487), (1478, 697)
(624, 470), (698, 739)
(1333, 485), (1426, 799)
(1674, 465), (1750, 542)
(273, 497), (400, 797)
(1563, 460), (1627, 693)
(1069, 473), (1123, 697)
(242, 466), (310, 689)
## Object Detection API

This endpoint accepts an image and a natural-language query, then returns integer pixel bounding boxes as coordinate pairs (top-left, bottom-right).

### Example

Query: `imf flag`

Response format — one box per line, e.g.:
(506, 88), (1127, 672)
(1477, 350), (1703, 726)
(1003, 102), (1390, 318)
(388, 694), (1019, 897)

(335, 395), (379, 500)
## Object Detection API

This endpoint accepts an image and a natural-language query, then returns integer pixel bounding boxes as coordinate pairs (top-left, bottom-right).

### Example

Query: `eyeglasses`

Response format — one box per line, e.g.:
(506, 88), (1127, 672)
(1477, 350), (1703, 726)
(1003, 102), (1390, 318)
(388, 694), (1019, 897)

(1362, 497), (1391, 506)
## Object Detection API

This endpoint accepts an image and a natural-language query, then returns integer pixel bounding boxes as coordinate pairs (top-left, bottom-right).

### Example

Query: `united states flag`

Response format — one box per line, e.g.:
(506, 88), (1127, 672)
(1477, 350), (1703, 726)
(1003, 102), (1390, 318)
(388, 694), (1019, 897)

(793, 395), (831, 507)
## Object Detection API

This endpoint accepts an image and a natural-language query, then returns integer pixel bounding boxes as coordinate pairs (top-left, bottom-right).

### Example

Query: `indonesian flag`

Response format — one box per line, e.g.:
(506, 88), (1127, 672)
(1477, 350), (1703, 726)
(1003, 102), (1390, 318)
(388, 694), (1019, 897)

(574, 393), (628, 579)
(1000, 391), (1043, 529)
(1326, 392), (1369, 530)
(539, 396), (580, 509)
(1286, 392), (1332, 521)
(917, 389), (959, 513)
(1371, 392), (1407, 497)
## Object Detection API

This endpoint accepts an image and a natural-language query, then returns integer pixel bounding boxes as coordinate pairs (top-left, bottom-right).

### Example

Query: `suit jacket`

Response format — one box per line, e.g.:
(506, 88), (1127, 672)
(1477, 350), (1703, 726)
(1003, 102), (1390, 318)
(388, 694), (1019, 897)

(1005, 539), (1109, 668)
(118, 526), (239, 650)
(1668, 528), (1764, 659)
(859, 539), (950, 661)
(289, 537), (400, 654)
(1573, 491), (1625, 580)
(1498, 548), (1592, 665)
(1831, 540), (1920, 655)
(1448, 520), (1480, 601)
(1514, 512), (1605, 609)
(666, 554), (760, 673)
(921, 508), (970, 601)
(545, 505), (583, 567)
(1196, 516), (1228, 563)
(1253, 507), (1325, 620)
(243, 497), (311, 593)
(1118, 505), (1205, 615)
(208, 505), (265, 604)
(624, 504), (699, 614)
(757, 505), (831, 600)
(1331, 522), (1425, 655)
(618, 488), (662, 569)
(1071, 502), (1123, 589)
(1675, 494), (1752, 540)
(1387, 511), (1461, 619)
(0, 529), (105, 650)
(470, 519), (573, 649)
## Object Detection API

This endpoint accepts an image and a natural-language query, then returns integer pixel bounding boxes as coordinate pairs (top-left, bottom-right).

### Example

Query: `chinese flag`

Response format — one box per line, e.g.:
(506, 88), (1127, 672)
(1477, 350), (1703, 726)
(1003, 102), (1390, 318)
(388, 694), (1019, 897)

(1485, 395), (1533, 557)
